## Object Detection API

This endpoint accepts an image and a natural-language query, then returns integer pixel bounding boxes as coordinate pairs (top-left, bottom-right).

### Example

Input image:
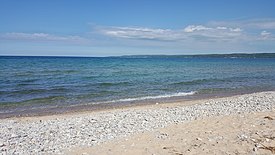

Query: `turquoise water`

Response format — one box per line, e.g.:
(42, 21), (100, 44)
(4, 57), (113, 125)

(1, 56), (275, 114)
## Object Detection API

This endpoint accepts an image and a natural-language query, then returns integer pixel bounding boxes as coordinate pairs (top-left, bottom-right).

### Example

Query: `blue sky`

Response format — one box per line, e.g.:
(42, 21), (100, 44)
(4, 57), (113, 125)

(1, 0), (275, 56)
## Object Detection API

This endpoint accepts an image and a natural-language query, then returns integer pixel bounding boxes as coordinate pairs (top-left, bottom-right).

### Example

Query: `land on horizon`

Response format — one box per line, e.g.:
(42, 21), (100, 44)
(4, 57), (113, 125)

(1, 52), (275, 58)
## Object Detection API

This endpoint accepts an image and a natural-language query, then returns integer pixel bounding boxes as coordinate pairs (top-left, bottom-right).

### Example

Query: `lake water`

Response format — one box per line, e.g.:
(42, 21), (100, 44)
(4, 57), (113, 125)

(1, 56), (275, 116)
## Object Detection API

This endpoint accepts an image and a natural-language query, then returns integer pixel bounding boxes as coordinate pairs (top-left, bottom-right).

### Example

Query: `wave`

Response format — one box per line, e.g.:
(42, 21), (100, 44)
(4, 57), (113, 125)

(25, 95), (66, 102)
(20, 79), (40, 83)
(172, 76), (256, 86)
(172, 78), (227, 86)
(16, 83), (39, 86)
(103, 91), (196, 103)
(42, 70), (78, 74)
(8, 89), (48, 95)
(98, 81), (130, 87)
(14, 72), (34, 77)
(0, 95), (67, 108)
(2, 87), (70, 96)
(197, 87), (238, 94)
(176, 75), (275, 87)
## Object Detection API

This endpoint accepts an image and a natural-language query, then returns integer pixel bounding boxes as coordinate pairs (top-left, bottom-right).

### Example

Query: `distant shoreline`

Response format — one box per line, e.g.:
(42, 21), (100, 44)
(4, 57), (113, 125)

(1, 52), (275, 58)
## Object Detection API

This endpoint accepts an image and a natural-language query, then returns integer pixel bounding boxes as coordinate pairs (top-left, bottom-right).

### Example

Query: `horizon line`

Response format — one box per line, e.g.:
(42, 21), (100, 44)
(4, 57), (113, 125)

(1, 52), (275, 58)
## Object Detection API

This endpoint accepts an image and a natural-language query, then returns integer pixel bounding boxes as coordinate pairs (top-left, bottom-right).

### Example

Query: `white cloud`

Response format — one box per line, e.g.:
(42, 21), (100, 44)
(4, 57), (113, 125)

(217, 26), (228, 30)
(259, 30), (274, 40)
(244, 19), (275, 29)
(98, 26), (181, 41)
(209, 18), (275, 29)
(183, 25), (212, 32)
(1, 32), (88, 43)
(261, 30), (271, 36)
(97, 25), (244, 42)
(229, 28), (242, 32)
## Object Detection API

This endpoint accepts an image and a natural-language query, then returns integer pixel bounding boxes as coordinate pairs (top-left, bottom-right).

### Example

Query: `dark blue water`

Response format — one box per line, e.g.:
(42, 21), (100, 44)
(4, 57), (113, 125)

(1, 56), (275, 114)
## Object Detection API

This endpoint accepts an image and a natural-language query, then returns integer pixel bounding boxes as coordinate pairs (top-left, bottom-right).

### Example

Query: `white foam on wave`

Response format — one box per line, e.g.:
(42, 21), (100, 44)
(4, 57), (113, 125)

(103, 91), (197, 103)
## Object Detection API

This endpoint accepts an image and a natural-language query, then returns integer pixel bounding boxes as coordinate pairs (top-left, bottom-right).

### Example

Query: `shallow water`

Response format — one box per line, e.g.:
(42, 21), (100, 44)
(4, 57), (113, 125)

(1, 56), (275, 114)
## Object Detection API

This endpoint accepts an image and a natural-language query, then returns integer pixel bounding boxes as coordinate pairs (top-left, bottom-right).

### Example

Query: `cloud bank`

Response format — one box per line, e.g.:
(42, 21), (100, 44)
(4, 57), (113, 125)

(1, 18), (275, 54)
(97, 25), (245, 42)
(95, 19), (275, 43)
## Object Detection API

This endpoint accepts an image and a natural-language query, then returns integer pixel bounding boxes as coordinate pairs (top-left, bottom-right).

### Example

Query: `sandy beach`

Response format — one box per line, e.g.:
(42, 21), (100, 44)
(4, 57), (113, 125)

(0, 91), (275, 154)
(71, 111), (275, 155)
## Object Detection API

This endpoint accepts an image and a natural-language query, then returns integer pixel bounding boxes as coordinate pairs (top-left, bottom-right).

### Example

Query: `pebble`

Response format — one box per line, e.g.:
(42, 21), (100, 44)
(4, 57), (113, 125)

(253, 147), (257, 152)
(0, 91), (274, 154)
(196, 137), (202, 141)
(0, 142), (4, 147)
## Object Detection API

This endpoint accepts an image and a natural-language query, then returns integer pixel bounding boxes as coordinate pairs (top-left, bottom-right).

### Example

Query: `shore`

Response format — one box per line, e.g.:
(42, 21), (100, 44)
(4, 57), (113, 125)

(71, 111), (275, 155)
(0, 91), (274, 154)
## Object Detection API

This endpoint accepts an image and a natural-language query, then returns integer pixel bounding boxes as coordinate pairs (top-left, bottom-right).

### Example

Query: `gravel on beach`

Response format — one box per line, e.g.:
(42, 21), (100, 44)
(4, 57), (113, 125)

(0, 91), (274, 154)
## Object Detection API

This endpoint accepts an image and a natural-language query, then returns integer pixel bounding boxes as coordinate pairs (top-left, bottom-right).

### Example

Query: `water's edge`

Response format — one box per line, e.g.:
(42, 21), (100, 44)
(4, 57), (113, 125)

(1, 88), (273, 119)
